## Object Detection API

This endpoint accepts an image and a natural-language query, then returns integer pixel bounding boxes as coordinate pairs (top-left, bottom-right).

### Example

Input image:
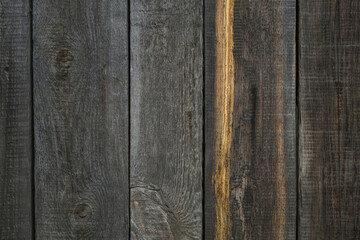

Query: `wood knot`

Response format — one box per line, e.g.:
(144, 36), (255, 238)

(56, 48), (73, 68)
(75, 203), (91, 219)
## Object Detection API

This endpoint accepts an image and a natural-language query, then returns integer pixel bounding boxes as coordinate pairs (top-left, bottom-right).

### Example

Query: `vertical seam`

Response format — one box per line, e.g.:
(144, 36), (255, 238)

(202, 0), (206, 239)
(128, 0), (131, 238)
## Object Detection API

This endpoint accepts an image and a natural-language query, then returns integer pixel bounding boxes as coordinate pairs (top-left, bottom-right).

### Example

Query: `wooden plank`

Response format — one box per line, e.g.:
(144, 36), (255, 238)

(33, 1), (129, 238)
(299, 1), (360, 239)
(0, 0), (32, 239)
(204, 0), (296, 239)
(130, 0), (203, 239)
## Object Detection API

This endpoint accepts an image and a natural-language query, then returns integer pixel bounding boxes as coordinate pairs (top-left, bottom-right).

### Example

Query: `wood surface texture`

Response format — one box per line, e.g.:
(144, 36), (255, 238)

(0, 1), (32, 239)
(0, 0), (359, 239)
(130, 0), (203, 239)
(33, 0), (129, 239)
(299, 0), (360, 239)
(205, 0), (296, 239)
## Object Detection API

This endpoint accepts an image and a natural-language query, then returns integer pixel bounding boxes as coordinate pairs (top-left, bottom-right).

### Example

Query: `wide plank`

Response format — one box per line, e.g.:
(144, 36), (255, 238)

(204, 0), (296, 239)
(0, 1), (32, 239)
(299, 0), (360, 239)
(33, 1), (129, 238)
(130, 0), (203, 239)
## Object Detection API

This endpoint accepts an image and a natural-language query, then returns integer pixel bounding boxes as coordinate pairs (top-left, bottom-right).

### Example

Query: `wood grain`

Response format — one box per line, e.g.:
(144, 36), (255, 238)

(130, 0), (203, 239)
(299, 0), (360, 239)
(0, 1), (32, 239)
(205, 0), (296, 239)
(33, 0), (129, 239)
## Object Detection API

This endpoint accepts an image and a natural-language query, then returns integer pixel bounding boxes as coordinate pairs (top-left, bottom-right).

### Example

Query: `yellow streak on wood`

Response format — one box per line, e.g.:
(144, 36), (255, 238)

(213, 0), (234, 239)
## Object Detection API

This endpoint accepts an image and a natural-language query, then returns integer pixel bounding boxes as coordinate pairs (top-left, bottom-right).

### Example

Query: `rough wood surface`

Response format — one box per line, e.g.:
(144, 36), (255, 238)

(0, 1), (32, 239)
(33, 1), (129, 239)
(130, 0), (203, 239)
(205, 0), (296, 239)
(299, 0), (360, 239)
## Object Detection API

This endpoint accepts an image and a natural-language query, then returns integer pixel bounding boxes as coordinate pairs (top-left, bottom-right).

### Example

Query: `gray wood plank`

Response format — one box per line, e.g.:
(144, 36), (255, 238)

(299, 0), (360, 239)
(33, 1), (129, 239)
(204, 0), (296, 239)
(130, 0), (203, 239)
(0, 1), (32, 239)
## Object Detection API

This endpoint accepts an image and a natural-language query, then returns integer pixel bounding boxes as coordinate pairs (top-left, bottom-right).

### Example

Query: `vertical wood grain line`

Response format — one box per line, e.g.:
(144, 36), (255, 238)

(295, 0), (299, 238)
(275, 53), (285, 240)
(213, 0), (234, 238)
(30, 0), (35, 238)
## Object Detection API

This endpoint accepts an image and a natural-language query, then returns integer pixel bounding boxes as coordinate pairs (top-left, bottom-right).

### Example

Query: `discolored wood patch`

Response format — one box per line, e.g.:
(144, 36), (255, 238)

(205, 0), (296, 239)
(212, 0), (234, 239)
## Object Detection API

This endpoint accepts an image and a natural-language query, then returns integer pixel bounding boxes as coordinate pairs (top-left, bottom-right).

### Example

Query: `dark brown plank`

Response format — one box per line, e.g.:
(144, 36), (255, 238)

(205, 0), (296, 239)
(33, 1), (129, 238)
(130, 0), (203, 239)
(0, 1), (32, 239)
(299, 1), (360, 239)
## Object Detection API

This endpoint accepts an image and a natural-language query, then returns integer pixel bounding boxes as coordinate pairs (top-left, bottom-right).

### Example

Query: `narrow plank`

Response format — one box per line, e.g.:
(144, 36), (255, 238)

(0, 1), (32, 239)
(33, 1), (129, 238)
(299, 0), (360, 239)
(130, 0), (203, 239)
(205, 0), (296, 239)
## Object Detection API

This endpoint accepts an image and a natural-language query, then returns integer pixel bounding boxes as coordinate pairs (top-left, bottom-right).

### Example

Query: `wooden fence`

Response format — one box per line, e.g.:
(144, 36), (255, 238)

(0, 0), (359, 239)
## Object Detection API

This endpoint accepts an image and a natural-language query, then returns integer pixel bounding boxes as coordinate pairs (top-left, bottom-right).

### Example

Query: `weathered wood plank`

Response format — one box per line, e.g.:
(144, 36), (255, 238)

(0, 1), (32, 239)
(33, 1), (129, 239)
(130, 0), (203, 239)
(299, 1), (360, 239)
(205, 0), (296, 239)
